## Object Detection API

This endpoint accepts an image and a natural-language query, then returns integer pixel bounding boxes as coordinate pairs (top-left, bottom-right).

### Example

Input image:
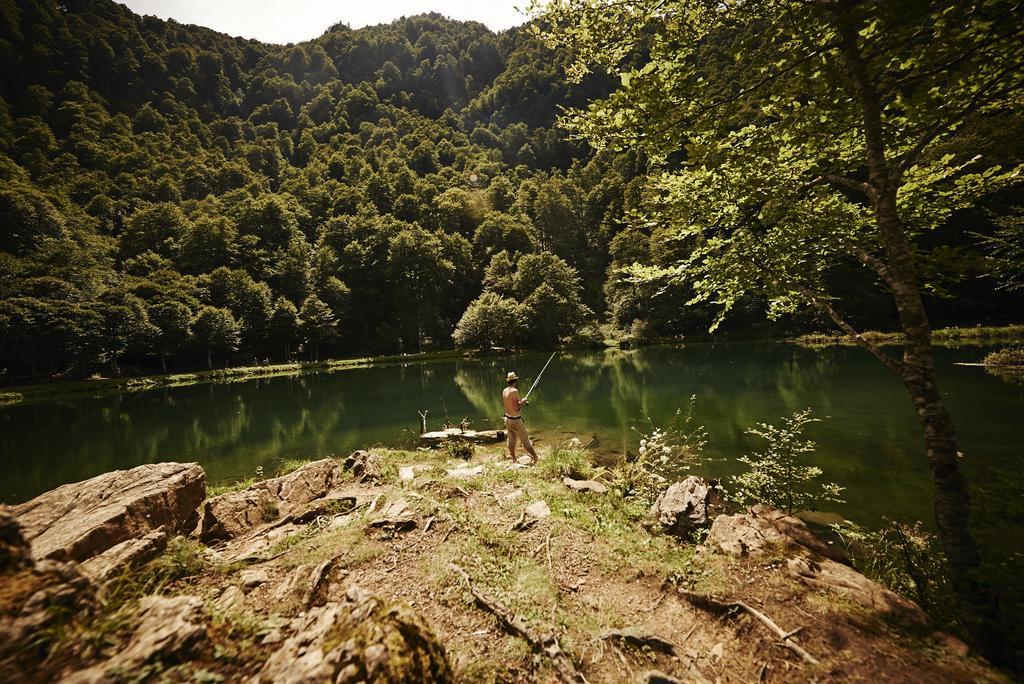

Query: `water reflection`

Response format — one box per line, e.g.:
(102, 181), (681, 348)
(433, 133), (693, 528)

(1, 344), (1020, 540)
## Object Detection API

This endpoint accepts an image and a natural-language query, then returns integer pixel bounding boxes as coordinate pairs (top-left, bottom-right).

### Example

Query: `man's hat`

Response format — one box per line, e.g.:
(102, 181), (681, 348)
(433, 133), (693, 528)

(506, 371), (518, 381)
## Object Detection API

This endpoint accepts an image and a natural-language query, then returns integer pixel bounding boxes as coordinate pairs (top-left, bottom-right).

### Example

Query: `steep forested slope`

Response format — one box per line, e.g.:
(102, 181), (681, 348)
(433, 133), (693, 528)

(0, 0), (1020, 383)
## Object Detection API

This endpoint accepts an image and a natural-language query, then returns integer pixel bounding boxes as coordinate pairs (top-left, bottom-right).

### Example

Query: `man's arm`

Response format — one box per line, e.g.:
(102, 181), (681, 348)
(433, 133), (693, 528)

(511, 388), (527, 412)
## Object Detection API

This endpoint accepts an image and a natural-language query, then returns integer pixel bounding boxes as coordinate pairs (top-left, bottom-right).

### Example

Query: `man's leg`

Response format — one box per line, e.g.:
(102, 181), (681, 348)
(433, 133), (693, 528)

(520, 423), (538, 463)
(505, 418), (517, 460)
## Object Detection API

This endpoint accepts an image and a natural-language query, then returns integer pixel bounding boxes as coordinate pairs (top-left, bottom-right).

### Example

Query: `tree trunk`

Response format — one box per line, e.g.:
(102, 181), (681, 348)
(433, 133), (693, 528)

(160, 350), (168, 374)
(207, 346), (212, 370)
(835, 16), (995, 646)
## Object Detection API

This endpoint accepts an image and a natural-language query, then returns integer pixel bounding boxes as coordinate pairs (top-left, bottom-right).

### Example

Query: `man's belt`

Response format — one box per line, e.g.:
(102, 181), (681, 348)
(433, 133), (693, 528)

(504, 414), (523, 420)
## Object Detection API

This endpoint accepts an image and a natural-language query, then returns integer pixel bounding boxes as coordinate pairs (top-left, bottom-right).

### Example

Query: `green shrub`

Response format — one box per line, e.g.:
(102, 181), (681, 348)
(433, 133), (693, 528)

(442, 439), (474, 460)
(611, 396), (707, 506)
(983, 345), (1024, 367)
(731, 408), (844, 514)
(539, 442), (594, 480)
(831, 519), (958, 627)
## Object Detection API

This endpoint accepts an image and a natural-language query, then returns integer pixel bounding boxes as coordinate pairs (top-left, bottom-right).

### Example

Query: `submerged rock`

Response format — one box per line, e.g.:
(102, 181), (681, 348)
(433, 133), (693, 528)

(9, 462), (206, 564)
(650, 476), (723, 537)
(200, 458), (344, 542)
(254, 585), (452, 683)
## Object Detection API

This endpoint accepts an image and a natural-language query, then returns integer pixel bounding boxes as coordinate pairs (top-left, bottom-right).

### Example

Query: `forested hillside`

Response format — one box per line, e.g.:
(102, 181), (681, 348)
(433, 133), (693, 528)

(0, 0), (1020, 382)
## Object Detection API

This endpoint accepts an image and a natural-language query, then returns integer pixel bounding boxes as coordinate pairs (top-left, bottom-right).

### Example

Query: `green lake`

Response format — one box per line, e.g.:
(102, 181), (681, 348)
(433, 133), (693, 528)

(2, 342), (1021, 569)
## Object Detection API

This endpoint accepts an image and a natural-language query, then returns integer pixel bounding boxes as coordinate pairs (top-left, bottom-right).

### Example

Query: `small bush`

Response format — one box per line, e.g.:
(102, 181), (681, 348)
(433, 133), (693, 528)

(983, 345), (1024, 367)
(539, 441), (594, 480)
(442, 439), (474, 460)
(731, 408), (844, 515)
(611, 396), (707, 505)
(831, 519), (958, 627)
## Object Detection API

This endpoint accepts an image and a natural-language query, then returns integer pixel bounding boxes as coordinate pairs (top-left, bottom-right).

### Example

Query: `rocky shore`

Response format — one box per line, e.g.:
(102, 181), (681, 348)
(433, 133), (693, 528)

(0, 447), (1001, 683)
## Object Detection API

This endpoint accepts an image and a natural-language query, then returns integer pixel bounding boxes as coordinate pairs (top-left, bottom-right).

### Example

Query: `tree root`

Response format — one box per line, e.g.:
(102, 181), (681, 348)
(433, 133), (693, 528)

(678, 590), (820, 666)
(450, 562), (587, 683)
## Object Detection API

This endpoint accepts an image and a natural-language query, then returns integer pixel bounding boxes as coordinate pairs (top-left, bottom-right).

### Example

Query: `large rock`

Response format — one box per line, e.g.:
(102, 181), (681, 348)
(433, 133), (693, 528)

(10, 462), (205, 563)
(0, 508), (94, 682)
(650, 476), (722, 537)
(706, 505), (923, 624)
(200, 459), (344, 542)
(786, 556), (929, 625)
(254, 585), (452, 683)
(78, 529), (169, 583)
(707, 505), (844, 561)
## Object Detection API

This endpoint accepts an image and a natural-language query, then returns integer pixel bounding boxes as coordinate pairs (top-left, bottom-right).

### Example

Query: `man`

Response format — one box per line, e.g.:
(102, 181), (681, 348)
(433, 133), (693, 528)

(502, 371), (538, 463)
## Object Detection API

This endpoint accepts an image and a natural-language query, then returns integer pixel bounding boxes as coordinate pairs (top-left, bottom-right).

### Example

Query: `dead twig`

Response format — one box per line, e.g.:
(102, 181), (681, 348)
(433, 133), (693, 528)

(678, 590), (820, 666)
(545, 528), (554, 575)
(423, 515), (435, 534)
(450, 562), (587, 683)
(441, 523), (457, 542)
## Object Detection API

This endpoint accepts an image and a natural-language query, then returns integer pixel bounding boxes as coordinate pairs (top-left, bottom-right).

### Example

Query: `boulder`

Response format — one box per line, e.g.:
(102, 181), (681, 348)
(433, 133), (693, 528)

(525, 500), (551, 519)
(786, 556), (928, 625)
(200, 459), (344, 542)
(10, 462), (205, 563)
(254, 585), (452, 683)
(240, 568), (270, 589)
(707, 505), (845, 561)
(650, 476), (722, 537)
(343, 450), (383, 482)
(562, 477), (608, 494)
(78, 528), (168, 583)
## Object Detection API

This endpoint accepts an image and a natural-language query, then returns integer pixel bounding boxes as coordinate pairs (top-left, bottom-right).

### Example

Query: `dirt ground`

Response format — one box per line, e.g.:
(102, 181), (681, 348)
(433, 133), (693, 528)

(54, 446), (1006, 683)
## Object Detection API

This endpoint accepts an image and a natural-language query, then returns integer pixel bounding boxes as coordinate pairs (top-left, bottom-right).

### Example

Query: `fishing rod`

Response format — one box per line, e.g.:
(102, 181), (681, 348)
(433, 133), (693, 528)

(523, 350), (557, 401)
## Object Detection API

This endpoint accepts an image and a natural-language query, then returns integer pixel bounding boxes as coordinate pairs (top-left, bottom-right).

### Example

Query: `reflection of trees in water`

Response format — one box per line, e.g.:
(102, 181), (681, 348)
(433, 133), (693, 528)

(4, 345), (1022, 534)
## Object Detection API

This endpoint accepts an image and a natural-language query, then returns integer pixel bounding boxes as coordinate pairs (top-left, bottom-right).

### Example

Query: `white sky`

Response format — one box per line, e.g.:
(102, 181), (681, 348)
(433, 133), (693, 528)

(119, 1), (531, 44)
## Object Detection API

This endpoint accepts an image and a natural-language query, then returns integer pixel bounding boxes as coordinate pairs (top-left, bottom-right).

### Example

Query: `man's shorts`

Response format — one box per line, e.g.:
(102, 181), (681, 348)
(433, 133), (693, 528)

(504, 416), (533, 453)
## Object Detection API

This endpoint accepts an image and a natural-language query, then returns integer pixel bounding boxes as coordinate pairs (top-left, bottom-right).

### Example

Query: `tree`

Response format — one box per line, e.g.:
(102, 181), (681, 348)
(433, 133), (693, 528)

(299, 295), (337, 361)
(537, 0), (1024, 641)
(452, 291), (521, 349)
(268, 297), (300, 362)
(191, 306), (241, 369)
(732, 409), (844, 516)
(148, 300), (192, 372)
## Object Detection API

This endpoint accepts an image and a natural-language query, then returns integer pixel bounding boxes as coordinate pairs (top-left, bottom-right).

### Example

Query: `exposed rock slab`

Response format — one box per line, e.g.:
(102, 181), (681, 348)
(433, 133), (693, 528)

(446, 464), (484, 479)
(562, 477), (608, 494)
(10, 462), (205, 563)
(650, 476), (722, 537)
(786, 556), (928, 625)
(78, 528), (168, 583)
(64, 595), (207, 683)
(200, 459), (344, 542)
(253, 585), (452, 683)
(707, 505), (844, 561)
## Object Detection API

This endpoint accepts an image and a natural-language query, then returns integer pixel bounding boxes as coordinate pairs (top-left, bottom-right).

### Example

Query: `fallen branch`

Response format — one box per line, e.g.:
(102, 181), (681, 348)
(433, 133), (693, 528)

(450, 562), (587, 683)
(678, 590), (820, 666)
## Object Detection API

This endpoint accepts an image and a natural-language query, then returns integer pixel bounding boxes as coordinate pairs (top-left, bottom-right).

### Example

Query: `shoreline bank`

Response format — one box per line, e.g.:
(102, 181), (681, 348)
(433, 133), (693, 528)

(0, 445), (1001, 682)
